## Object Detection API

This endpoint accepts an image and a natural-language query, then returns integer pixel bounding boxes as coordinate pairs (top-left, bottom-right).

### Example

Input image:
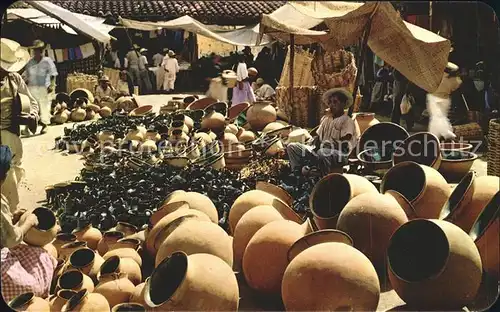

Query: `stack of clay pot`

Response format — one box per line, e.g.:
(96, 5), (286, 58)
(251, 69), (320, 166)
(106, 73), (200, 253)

(223, 124), (254, 170)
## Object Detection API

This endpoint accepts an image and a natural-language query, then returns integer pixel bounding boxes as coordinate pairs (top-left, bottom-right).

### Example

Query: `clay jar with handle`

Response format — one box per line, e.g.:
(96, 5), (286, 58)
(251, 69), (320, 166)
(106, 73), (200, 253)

(354, 112), (380, 136)
(68, 247), (105, 284)
(336, 192), (409, 281)
(155, 218), (233, 268)
(59, 241), (88, 261)
(72, 223), (103, 250)
(246, 101), (277, 131)
(8, 292), (50, 312)
(57, 269), (95, 293)
(61, 289), (110, 312)
(52, 233), (77, 255)
(387, 219), (482, 310)
(22, 207), (58, 246)
(381, 161), (451, 219)
(49, 290), (76, 312)
(97, 231), (124, 256)
(144, 252), (239, 311)
(103, 238), (143, 267)
(160, 191), (219, 223)
(98, 255), (142, 286)
(242, 219), (313, 295)
(310, 173), (378, 230)
(94, 262), (135, 309)
(282, 230), (380, 311)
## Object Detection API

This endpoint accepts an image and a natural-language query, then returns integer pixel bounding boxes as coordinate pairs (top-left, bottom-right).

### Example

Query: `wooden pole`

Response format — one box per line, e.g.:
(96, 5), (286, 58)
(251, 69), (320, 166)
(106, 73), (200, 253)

(429, 1), (433, 31)
(289, 34), (295, 104)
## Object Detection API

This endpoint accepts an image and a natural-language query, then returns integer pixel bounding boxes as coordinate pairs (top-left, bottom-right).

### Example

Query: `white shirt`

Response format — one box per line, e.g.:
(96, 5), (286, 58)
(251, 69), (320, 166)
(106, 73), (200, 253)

(152, 53), (164, 67)
(1, 195), (23, 248)
(255, 84), (275, 99)
(126, 50), (139, 68)
(236, 62), (249, 82)
(317, 114), (357, 152)
(162, 57), (180, 77)
(138, 55), (148, 71)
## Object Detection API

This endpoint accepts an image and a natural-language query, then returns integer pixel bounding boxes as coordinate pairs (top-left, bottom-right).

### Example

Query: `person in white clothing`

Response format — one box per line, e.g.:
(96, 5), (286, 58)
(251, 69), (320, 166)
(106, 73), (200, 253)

(232, 53), (256, 105)
(253, 78), (275, 100)
(137, 48), (152, 94)
(162, 50), (179, 93)
(152, 49), (166, 91)
(126, 45), (140, 85)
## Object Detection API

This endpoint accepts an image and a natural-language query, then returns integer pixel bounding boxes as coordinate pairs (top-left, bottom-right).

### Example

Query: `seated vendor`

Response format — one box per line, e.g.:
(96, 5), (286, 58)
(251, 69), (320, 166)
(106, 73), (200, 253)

(94, 75), (115, 106)
(116, 70), (133, 98)
(286, 88), (357, 176)
(1, 145), (57, 302)
(253, 78), (275, 101)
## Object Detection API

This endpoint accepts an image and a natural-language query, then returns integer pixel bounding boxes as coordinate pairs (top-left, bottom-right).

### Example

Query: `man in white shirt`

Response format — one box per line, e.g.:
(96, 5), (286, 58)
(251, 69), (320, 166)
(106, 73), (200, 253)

(137, 48), (152, 94)
(162, 50), (180, 93)
(126, 45), (140, 86)
(152, 48), (166, 91)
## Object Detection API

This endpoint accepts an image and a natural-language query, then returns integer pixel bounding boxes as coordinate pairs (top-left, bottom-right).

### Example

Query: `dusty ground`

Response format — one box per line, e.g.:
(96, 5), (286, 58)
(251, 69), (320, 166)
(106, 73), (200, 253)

(16, 95), (489, 311)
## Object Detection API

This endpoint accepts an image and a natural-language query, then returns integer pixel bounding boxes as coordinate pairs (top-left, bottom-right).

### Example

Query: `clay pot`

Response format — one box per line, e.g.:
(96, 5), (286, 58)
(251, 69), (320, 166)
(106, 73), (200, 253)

(68, 247), (105, 284)
(145, 130), (161, 142)
(384, 190), (418, 220)
(381, 162), (451, 219)
(246, 101), (277, 131)
(59, 241), (87, 261)
(94, 270), (135, 309)
(161, 190), (218, 223)
(387, 219), (482, 309)
(169, 120), (189, 134)
(263, 136), (284, 156)
(144, 252), (238, 310)
(98, 255), (142, 286)
(129, 105), (153, 117)
(98, 130), (115, 143)
(256, 181), (294, 208)
(97, 231), (124, 256)
(139, 140), (157, 153)
(186, 97), (217, 110)
(53, 111), (69, 124)
(129, 279), (147, 306)
(71, 107), (87, 122)
(262, 121), (287, 134)
(72, 224), (103, 250)
(201, 110), (226, 132)
(193, 132), (213, 147)
(392, 132), (442, 169)
(125, 127), (144, 142)
(469, 191), (500, 279)
(242, 219), (312, 295)
(99, 106), (112, 118)
(111, 303), (146, 312)
(336, 192), (409, 276)
(237, 130), (256, 143)
(282, 230), (380, 311)
(50, 259), (67, 295)
(8, 292), (50, 312)
(43, 243), (58, 259)
(354, 112), (380, 136)
(224, 124), (239, 135)
(61, 289), (110, 312)
(103, 238), (142, 267)
(49, 290), (76, 312)
(440, 142), (473, 152)
(168, 129), (190, 145)
(439, 151), (478, 181)
(310, 174), (378, 230)
(440, 172), (476, 225)
(58, 269), (95, 293)
(173, 113), (194, 131)
(23, 207), (58, 246)
(112, 222), (138, 237)
(222, 132), (239, 147)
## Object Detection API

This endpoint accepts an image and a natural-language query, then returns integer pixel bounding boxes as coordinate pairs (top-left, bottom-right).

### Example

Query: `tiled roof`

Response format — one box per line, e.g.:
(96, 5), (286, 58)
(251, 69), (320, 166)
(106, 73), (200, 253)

(46, 1), (286, 25)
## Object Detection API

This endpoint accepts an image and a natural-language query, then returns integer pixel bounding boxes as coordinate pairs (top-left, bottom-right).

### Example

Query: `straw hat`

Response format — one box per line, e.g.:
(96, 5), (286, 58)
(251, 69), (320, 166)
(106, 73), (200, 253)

(444, 62), (459, 76)
(0, 38), (30, 72)
(322, 88), (353, 109)
(99, 75), (110, 82)
(168, 50), (175, 57)
(248, 67), (258, 76)
(30, 39), (46, 50)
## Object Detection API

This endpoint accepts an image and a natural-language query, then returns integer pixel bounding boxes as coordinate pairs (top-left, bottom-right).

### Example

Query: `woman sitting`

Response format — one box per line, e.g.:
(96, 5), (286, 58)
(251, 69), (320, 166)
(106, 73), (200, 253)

(253, 78), (275, 101)
(1, 145), (57, 302)
(286, 88), (357, 176)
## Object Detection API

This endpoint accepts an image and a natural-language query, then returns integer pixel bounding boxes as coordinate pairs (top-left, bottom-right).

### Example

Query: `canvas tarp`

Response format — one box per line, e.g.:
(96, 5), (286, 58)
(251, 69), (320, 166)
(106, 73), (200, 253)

(260, 1), (452, 93)
(119, 16), (273, 47)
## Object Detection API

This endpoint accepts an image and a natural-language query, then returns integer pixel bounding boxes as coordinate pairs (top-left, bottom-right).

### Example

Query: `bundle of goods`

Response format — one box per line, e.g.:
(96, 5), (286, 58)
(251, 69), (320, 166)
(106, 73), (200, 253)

(311, 49), (358, 93)
(66, 73), (98, 94)
(487, 118), (500, 176)
(275, 86), (320, 128)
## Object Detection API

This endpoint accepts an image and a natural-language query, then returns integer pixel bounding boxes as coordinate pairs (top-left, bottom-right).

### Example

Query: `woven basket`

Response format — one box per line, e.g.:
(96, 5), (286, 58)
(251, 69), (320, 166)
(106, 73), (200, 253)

(275, 86), (319, 128)
(487, 119), (500, 177)
(311, 49), (357, 93)
(452, 122), (483, 140)
(66, 73), (98, 94)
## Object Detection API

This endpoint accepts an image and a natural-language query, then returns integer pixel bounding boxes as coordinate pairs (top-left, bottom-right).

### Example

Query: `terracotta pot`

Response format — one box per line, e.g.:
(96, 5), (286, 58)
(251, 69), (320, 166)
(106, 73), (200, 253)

(354, 112), (380, 136)
(242, 219), (312, 295)
(8, 292), (50, 312)
(129, 105), (153, 117)
(98, 130), (115, 143)
(224, 124), (239, 135)
(161, 191), (218, 223)
(173, 113), (194, 131)
(222, 132), (239, 147)
(124, 229), (147, 245)
(388, 219), (482, 309)
(68, 247), (105, 284)
(99, 106), (112, 118)
(186, 97), (217, 110)
(72, 224), (103, 250)
(228, 102), (250, 121)
(392, 132), (442, 169)
(285, 128), (312, 144)
(237, 130), (256, 143)
(439, 151), (478, 181)
(381, 162), (451, 219)
(145, 130), (161, 143)
(94, 270), (135, 309)
(384, 190), (418, 220)
(125, 127), (144, 142)
(201, 111), (226, 132)
(255, 181), (294, 208)
(49, 290), (77, 312)
(112, 222), (138, 237)
(53, 111), (69, 124)
(58, 269), (95, 293)
(71, 107), (87, 122)
(336, 192), (409, 276)
(103, 238), (142, 267)
(97, 231), (124, 256)
(50, 259), (67, 295)
(262, 121), (287, 134)
(150, 198), (189, 226)
(59, 241), (88, 261)
(43, 243), (58, 259)
(440, 142), (473, 152)
(310, 173), (378, 230)
(246, 101), (277, 131)
(111, 303), (146, 312)
(98, 255), (142, 286)
(61, 289), (110, 312)
(440, 172), (476, 224)
(282, 230), (380, 311)
(144, 252), (238, 310)
(193, 132), (213, 147)
(129, 280), (147, 306)
(469, 191), (500, 279)
(22, 207), (58, 246)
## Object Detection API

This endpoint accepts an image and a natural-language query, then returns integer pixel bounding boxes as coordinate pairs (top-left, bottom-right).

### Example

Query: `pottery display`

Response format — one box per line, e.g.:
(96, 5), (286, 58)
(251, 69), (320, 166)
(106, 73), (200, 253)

(72, 224), (103, 250)
(440, 172), (476, 224)
(282, 230), (380, 311)
(71, 107), (87, 122)
(94, 264), (135, 309)
(392, 132), (442, 169)
(439, 151), (479, 181)
(387, 219), (482, 309)
(61, 289), (110, 312)
(155, 219), (233, 267)
(103, 238), (143, 267)
(99, 106), (112, 118)
(310, 174), (378, 230)
(68, 247), (105, 284)
(225, 124), (239, 135)
(98, 130), (115, 143)
(8, 292), (50, 312)
(381, 162), (451, 219)
(23, 207), (58, 246)
(59, 241), (88, 261)
(161, 190), (219, 223)
(129, 105), (153, 117)
(144, 252), (239, 311)
(97, 231), (124, 256)
(246, 101), (277, 131)
(49, 290), (77, 312)
(285, 128), (312, 144)
(354, 112), (380, 136)
(112, 222), (138, 237)
(237, 130), (256, 143)
(58, 269), (95, 293)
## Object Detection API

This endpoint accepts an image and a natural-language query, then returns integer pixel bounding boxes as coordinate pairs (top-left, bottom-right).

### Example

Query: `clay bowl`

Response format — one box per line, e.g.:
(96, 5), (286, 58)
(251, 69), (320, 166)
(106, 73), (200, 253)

(357, 122), (409, 154)
(438, 151), (478, 182)
(164, 156), (190, 168)
(357, 148), (393, 174)
(186, 97), (217, 110)
(224, 149), (253, 159)
(440, 142), (473, 153)
(228, 102), (250, 121)
(392, 132), (442, 169)
(129, 105), (153, 117)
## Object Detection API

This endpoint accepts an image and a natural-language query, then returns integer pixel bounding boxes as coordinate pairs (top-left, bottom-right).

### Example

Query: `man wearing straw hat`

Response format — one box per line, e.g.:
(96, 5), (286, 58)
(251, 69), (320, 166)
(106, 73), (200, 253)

(22, 40), (57, 135)
(161, 50), (180, 93)
(94, 75), (115, 107)
(0, 38), (40, 212)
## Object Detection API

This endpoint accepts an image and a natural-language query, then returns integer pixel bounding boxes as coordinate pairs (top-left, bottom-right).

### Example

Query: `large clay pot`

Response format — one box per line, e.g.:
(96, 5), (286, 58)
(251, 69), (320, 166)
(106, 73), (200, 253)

(61, 289), (110, 312)
(469, 191), (500, 279)
(224, 124), (239, 135)
(59, 241), (88, 261)
(255, 181), (294, 207)
(310, 174), (378, 230)
(144, 252), (239, 310)
(242, 219), (312, 295)
(98, 255), (142, 286)
(71, 107), (87, 122)
(113, 222), (138, 237)
(94, 270), (135, 309)
(139, 140), (158, 153)
(111, 303), (146, 312)
(222, 132), (239, 147)
(23, 207), (58, 246)
(440, 172), (476, 223)
(58, 269), (95, 293)
(172, 113), (195, 131)
(53, 110), (69, 124)
(439, 151), (478, 182)
(282, 230), (380, 311)
(145, 130), (161, 142)
(103, 238), (142, 267)
(193, 132), (213, 147)
(392, 132), (442, 169)
(129, 279), (147, 306)
(49, 290), (77, 312)
(246, 101), (277, 131)
(149, 199), (189, 226)
(201, 110), (226, 132)
(384, 190), (418, 220)
(52, 233), (77, 255)
(336, 192), (409, 278)
(72, 224), (103, 250)
(50, 259), (67, 295)
(99, 106), (112, 118)
(160, 191), (218, 223)
(354, 112), (380, 136)
(68, 247), (105, 284)
(97, 231), (124, 256)
(155, 219), (233, 267)
(8, 292), (50, 312)
(387, 219), (482, 309)
(381, 162), (451, 219)
(237, 130), (256, 143)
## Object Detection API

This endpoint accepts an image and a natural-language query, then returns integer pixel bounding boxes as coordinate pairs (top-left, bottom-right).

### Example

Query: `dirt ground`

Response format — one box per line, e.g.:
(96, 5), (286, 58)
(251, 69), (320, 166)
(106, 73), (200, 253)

(16, 95), (489, 311)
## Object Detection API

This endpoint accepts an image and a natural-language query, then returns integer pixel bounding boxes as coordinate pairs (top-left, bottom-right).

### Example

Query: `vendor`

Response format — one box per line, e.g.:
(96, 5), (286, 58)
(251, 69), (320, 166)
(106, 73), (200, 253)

(286, 88), (357, 177)
(94, 75), (115, 105)
(1, 145), (57, 302)
(232, 53), (256, 105)
(253, 78), (275, 101)
(116, 70), (133, 98)
(162, 50), (179, 93)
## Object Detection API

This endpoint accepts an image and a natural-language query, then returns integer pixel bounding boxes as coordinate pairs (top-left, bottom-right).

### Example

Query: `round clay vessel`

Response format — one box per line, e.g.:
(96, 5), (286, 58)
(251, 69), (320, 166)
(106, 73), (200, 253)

(68, 247), (104, 284)
(354, 112), (380, 136)
(61, 289), (110, 312)
(111, 303), (146, 312)
(113, 221), (138, 237)
(237, 130), (256, 143)
(222, 132), (239, 146)
(99, 106), (112, 118)
(94, 270), (135, 309)
(193, 132), (213, 147)
(161, 191), (218, 223)
(145, 130), (161, 142)
(310, 173), (378, 230)
(282, 231), (380, 311)
(72, 223), (103, 250)
(440, 172), (476, 224)
(381, 161), (451, 219)
(155, 218), (233, 267)
(139, 140), (158, 153)
(149, 199), (189, 226)
(255, 181), (294, 207)
(23, 207), (58, 246)
(439, 151), (478, 181)
(97, 231), (124, 256)
(52, 233), (77, 254)
(103, 238), (142, 267)
(129, 279), (147, 306)
(201, 110), (226, 132)
(58, 269), (95, 293)
(125, 127), (144, 142)
(98, 255), (143, 286)
(8, 292), (50, 312)
(225, 124), (239, 135)
(49, 290), (76, 312)
(387, 219), (482, 309)
(392, 132), (442, 169)
(384, 190), (418, 220)
(145, 252), (239, 310)
(59, 241), (88, 261)
(246, 101), (277, 131)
